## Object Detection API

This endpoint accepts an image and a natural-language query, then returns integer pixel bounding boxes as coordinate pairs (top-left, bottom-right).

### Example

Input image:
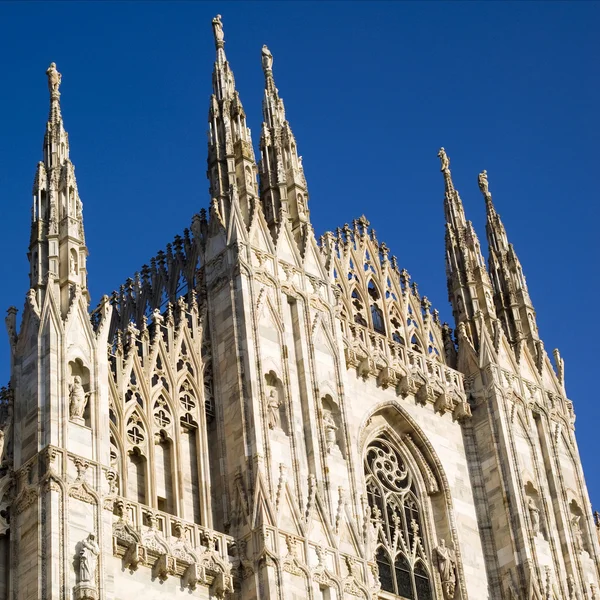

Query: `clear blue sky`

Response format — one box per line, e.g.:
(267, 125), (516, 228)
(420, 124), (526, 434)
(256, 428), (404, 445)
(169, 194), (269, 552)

(0, 2), (598, 507)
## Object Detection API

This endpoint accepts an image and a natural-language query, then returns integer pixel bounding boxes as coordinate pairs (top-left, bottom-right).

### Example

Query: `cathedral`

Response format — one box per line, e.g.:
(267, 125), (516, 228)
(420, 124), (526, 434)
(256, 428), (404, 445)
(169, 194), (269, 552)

(0, 13), (598, 600)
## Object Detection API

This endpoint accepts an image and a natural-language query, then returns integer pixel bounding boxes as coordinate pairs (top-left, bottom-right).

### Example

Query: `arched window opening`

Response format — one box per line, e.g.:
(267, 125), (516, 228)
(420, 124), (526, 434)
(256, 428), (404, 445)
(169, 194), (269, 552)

(153, 396), (172, 429)
(180, 415), (202, 524)
(368, 279), (386, 335)
(371, 304), (385, 335)
(127, 448), (146, 504)
(365, 436), (432, 599)
(391, 313), (406, 346)
(352, 289), (368, 327)
(180, 384), (196, 413)
(155, 432), (175, 515)
(411, 335), (423, 352)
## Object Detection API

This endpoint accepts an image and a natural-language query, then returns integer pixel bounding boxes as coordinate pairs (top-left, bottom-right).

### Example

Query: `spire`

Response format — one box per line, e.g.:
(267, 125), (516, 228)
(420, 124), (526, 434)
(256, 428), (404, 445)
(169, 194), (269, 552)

(439, 148), (495, 349)
(481, 171), (539, 348)
(207, 15), (258, 229)
(259, 44), (310, 244)
(29, 63), (89, 314)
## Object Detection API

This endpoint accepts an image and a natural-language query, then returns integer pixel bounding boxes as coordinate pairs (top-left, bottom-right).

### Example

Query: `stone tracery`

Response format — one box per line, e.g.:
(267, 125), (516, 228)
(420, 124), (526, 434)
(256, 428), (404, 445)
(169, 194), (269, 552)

(365, 435), (434, 599)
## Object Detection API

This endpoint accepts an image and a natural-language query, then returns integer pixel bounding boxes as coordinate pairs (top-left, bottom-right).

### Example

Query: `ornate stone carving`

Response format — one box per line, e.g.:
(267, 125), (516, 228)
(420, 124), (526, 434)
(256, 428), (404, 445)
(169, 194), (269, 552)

(571, 515), (585, 553)
(123, 542), (146, 572)
(397, 372), (424, 398)
(266, 388), (281, 430)
(434, 539), (457, 599)
(453, 398), (472, 422)
(478, 170), (489, 195)
(416, 381), (437, 406)
(183, 562), (207, 590)
(438, 147), (450, 173)
(434, 391), (454, 415)
(527, 496), (541, 536)
(323, 410), (338, 453)
(46, 62), (61, 93)
(78, 533), (99, 583)
(261, 45), (273, 73)
(69, 376), (89, 422)
(152, 553), (176, 582)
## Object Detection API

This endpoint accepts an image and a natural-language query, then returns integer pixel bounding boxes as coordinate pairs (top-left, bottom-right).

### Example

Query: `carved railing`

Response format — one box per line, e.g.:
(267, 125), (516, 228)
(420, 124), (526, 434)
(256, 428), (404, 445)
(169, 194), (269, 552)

(91, 211), (208, 343)
(344, 323), (462, 392)
(110, 496), (234, 590)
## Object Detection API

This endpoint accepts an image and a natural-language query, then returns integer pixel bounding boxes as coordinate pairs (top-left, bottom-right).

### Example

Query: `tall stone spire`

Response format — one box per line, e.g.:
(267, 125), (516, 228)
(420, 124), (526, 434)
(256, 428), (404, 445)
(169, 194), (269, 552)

(207, 14), (258, 228)
(482, 170), (540, 350)
(439, 148), (495, 349)
(30, 62), (89, 314)
(259, 44), (310, 244)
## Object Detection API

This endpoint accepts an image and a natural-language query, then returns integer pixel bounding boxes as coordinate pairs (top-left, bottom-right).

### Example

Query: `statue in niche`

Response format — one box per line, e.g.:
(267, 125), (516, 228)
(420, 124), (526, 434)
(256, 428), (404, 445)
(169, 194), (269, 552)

(70, 253), (77, 275)
(297, 194), (306, 218)
(266, 388), (281, 430)
(323, 410), (338, 453)
(79, 533), (99, 583)
(46, 62), (61, 93)
(69, 376), (89, 421)
(434, 539), (457, 599)
(527, 496), (541, 536)
(571, 515), (584, 553)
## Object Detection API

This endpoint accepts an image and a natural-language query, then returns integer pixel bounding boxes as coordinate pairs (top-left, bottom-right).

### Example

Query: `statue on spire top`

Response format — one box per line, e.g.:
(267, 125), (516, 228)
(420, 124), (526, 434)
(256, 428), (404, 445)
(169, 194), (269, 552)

(212, 14), (224, 47)
(262, 45), (273, 73)
(46, 62), (61, 94)
(438, 147), (450, 173)
(478, 170), (489, 195)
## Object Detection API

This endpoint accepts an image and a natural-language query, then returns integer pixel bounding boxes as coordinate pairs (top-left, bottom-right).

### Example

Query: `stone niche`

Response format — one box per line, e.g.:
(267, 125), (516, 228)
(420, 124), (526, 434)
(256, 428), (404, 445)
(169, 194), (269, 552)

(68, 359), (93, 459)
(265, 371), (288, 436)
(321, 395), (346, 459)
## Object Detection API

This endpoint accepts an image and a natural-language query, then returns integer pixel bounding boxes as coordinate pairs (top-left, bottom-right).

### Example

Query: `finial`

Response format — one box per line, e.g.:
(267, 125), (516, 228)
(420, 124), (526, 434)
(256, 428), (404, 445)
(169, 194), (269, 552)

(46, 62), (61, 95)
(438, 147), (450, 173)
(212, 14), (225, 49)
(261, 45), (273, 74)
(478, 170), (490, 196)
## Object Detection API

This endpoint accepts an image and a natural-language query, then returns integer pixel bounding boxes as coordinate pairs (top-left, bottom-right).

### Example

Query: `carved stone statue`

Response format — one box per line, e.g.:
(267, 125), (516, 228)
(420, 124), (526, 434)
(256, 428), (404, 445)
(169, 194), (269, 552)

(296, 194), (306, 218)
(70, 254), (77, 275)
(267, 388), (281, 430)
(212, 15), (224, 45)
(79, 533), (99, 583)
(323, 410), (338, 453)
(478, 170), (489, 195)
(527, 496), (540, 535)
(46, 62), (61, 93)
(69, 376), (88, 421)
(434, 539), (457, 599)
(0, 430), (5, 466)
(571, 516), (584, 553)
(438, 147), (450, 173)
(261, 45), (273, 73)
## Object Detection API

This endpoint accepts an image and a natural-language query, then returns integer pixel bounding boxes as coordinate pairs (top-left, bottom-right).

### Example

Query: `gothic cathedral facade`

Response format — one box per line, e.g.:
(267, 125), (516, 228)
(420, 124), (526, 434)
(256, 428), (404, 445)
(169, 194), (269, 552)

(0, 14), (598, 600)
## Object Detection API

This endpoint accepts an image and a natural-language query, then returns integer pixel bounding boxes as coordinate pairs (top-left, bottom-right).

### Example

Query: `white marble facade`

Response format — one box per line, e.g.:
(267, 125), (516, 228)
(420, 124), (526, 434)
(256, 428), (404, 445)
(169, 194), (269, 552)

(0, 14), (599, 600)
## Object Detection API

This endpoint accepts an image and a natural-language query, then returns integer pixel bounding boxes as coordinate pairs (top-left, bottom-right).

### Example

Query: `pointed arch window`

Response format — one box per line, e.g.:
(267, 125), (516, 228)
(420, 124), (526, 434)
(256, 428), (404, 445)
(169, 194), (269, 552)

(367, 280), (386, 335)
(351, 289), (368, 327)
(365, 436), (433, 599)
